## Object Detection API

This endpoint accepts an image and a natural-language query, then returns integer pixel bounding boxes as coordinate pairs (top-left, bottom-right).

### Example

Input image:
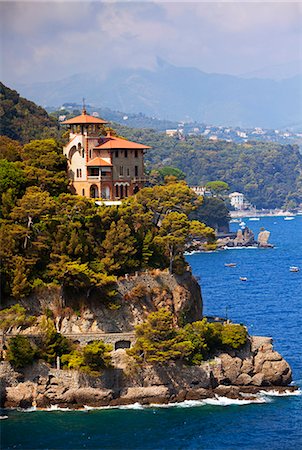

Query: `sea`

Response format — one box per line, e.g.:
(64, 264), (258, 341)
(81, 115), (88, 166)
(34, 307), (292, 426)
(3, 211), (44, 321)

(1, 216), (301, 450)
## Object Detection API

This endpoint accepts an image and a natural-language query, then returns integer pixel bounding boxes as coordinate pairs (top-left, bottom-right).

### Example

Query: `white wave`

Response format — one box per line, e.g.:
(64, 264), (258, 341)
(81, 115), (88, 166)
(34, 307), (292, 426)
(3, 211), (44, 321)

(45, 405), (74, 411)
(224, 247), (259, 250)
(203, 395), (267, 406)
(260, 389), (302, 397)
(117, 402), (145, 410)
(18, 406), (37, 413)
(0, 415), (8, 419)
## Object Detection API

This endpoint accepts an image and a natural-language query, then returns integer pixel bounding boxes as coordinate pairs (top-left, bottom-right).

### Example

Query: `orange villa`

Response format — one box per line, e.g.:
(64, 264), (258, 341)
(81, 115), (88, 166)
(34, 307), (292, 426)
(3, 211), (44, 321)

(62, 108), (150, 200)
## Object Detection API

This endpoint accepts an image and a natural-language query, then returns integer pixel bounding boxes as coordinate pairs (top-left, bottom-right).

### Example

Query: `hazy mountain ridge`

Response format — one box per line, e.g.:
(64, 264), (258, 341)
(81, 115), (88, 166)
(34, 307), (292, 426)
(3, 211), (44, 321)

(12, 61), (302, 129)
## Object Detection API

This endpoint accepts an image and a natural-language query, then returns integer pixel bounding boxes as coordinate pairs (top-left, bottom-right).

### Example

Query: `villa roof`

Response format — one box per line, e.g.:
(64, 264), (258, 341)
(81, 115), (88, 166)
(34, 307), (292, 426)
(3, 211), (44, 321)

(86, 157), (112, 167)
(94, 133), (151, 150)
(61, 110), (108, 125)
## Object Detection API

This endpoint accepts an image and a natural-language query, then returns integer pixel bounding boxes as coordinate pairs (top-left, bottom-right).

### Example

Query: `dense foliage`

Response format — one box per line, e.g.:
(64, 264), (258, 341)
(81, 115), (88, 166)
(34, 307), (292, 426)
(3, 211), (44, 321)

(128, 309), (247, 364)
(0, 83), (62, 143)
(0, 132), (214, 300)
(61, 341), (112, 375)
(113, 123), (302, 209)
(6, 335), (36, 368)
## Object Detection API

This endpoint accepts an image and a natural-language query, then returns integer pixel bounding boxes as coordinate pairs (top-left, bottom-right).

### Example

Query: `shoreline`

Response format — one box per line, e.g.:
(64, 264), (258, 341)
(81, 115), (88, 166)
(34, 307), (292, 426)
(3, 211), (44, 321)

(229, 210), (300, 218)
(1, 385), (300, 412)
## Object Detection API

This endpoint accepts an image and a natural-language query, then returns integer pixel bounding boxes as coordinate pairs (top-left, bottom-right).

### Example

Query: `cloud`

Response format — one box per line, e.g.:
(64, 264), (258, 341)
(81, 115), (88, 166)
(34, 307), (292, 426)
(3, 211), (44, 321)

(0, 1), (301, 85)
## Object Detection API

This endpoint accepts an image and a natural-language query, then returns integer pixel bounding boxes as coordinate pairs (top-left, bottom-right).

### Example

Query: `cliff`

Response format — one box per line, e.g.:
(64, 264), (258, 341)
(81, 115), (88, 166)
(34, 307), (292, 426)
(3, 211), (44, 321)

(17, 269), (202, 334)
(0, 335), (293, 409)
(0, 270), (296, 409)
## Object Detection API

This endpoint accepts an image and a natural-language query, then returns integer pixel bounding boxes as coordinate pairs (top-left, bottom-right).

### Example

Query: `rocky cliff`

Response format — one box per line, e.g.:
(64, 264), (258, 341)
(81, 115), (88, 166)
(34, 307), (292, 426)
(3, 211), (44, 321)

(1, 269), (296, 409)
(0, 335), (294, 409)
(18, 269), (202, 334)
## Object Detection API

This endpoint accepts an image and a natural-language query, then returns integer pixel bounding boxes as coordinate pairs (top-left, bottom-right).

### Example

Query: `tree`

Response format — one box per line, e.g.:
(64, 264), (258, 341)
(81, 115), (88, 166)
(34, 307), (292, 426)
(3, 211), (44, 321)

(154, 212), (190, 273)
(190, 197), (230, 231)
(61, 340), (112, 375)
(11, 256), (31, 299)
(0, 304), (36, 335)
(205, 181), (230, 197)
(128, 309), (193, 363)
(6, 336), (36, 368)
(0, 135), (22, 161)
(101, 218), (138, 275)
(0, 160), (25, 200)
(220, 323), (247, 349)
(38, 318), (71, 364)
(10, 186), (55, 223)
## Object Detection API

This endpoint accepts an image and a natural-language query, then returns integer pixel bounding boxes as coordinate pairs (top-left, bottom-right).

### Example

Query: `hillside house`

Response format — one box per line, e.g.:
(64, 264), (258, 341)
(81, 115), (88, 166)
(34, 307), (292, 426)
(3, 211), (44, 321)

(62, 109), (150, 200)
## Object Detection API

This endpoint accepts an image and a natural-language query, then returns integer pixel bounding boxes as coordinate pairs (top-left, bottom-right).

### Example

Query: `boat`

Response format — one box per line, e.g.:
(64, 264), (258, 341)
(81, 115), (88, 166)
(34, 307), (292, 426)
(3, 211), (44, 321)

(230, 219), (241, 223)
(289, 266), (300, 272)
(239, 277), (248, 281)
(239, 221), (246, 228)
(284, 217), (295, 221)
(224, 263), (237, 267)
(249, 217), (260, 221)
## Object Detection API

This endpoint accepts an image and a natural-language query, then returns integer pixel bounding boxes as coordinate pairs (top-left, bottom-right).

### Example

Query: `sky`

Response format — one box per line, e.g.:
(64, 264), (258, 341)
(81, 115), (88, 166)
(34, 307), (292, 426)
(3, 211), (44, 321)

(1, 0), (301, 86)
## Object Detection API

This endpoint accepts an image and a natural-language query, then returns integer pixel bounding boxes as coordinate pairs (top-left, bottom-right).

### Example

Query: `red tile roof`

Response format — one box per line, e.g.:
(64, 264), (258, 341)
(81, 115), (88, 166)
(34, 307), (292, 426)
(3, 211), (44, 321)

(61, 110), (108, 125)
(94, 133), (151, 150)
(86, 157), (112, 167)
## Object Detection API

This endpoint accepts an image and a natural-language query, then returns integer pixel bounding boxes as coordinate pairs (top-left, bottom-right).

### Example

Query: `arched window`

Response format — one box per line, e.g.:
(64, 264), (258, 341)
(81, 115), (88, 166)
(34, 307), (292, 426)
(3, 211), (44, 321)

(82, 189), (85, 196)
(120, 185), (124, 198)
(115, 185), (119, 198)
(125, 185), (128, 197)
(89, 149), (92, 159)
(82, 149), (85, 158)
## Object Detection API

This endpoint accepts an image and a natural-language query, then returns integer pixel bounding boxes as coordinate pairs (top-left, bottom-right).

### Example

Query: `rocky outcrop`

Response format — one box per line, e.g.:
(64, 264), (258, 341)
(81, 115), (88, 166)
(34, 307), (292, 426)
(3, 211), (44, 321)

(17, 269), (202, 335)
(1, 336), (295, 409)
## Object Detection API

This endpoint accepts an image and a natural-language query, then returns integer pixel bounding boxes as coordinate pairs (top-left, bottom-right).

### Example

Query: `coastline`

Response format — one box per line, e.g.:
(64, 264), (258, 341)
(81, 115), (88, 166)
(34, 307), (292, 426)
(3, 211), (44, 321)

(229, 210), (299, 218)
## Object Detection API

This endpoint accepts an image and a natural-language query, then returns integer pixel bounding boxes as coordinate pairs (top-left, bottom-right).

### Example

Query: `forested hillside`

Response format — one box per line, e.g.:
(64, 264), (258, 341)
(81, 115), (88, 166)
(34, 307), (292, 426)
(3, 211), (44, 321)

(113, 124), (302, 209)
(0, 83), (61, 143)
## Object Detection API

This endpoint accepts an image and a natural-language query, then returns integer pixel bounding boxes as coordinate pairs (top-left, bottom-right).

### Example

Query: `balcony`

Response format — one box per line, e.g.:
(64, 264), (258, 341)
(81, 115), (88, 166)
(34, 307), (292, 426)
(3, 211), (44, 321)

(87, 174), (112, 181)
(131, 176), (149, 183)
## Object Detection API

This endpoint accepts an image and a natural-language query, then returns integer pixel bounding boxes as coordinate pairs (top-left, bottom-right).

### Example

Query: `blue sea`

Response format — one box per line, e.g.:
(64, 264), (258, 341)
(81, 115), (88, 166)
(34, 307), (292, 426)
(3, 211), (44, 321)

(1, 216), (302, 450)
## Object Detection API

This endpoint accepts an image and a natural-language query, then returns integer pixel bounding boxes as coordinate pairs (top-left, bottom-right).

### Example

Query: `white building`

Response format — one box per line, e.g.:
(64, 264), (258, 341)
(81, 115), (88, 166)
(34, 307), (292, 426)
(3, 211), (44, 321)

(229, 192), (245, 210)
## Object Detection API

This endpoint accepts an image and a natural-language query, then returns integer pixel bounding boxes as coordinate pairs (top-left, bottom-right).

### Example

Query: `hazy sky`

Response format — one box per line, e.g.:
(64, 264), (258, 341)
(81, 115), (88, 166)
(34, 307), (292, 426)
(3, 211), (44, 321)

(1, 1), (301, 85)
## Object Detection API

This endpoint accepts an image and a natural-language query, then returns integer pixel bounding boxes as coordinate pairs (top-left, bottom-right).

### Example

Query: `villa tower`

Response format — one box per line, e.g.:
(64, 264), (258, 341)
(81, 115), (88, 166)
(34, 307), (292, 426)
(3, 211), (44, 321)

(62, 109), (150, 200)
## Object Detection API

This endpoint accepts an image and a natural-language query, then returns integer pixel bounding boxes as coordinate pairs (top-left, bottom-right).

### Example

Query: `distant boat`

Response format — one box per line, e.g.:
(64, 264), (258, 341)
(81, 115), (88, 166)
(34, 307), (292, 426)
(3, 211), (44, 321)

(284, 217), (295, 221)
(239, 277), (248, 281)
(239, 221), (246, 227)
(225, 263), (237, 267)
(230, 219), (241, 223)
(289, 266), (300, 272)
(249, 217), (260, 221)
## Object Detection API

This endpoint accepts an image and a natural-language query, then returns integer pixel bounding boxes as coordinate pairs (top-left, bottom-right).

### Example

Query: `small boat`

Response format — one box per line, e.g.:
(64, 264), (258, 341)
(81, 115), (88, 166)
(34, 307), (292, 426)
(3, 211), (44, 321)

(249, 217), (260, 221)
(224, 263), (237, 267)
(239, 221), (246, 227)
(289, 266), (299, 272)
(284, 216), (294, 221)
(239, 277), (248, 281)
(0, 416), (8, 420)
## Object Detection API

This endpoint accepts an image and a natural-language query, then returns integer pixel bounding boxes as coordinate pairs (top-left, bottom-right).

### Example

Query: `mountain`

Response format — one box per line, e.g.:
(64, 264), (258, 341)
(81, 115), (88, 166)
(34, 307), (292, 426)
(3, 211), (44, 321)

(11, 61), (302, 129)
(0, 83), (60, 143)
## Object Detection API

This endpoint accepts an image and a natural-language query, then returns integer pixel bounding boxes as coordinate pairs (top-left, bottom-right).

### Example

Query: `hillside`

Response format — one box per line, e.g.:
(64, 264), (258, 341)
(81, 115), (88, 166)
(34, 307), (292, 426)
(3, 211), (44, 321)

(112, 123), (302, 209)
(13, 61), (302, 129)
(0, 83), (60, 143)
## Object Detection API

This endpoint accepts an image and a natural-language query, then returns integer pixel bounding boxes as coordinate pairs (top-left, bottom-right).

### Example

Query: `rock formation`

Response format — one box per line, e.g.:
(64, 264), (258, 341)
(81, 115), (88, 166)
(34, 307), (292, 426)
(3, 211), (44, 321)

(0, 335), (294, 409)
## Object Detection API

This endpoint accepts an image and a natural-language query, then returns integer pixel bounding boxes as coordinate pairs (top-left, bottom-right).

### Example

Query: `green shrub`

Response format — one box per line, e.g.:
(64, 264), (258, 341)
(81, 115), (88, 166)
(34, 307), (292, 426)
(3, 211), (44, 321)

(61, 340), (112, 375)
(220, 323), (247, 349)
(6, 335), (36, 368)
(127, 308), (193, 363)
(0, 304), (36, 333)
